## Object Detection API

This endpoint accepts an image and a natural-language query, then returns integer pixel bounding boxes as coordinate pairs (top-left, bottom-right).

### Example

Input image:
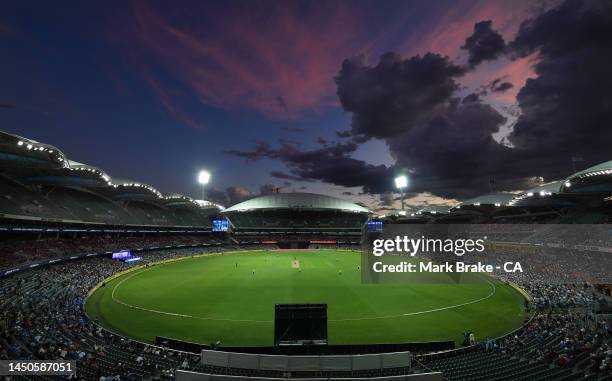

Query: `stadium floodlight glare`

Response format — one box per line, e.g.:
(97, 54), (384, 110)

(394, 175), (408, 210)
(198, 170), (211, 201)
(198, 170), (211, 185)
(394, 175), (408, 189)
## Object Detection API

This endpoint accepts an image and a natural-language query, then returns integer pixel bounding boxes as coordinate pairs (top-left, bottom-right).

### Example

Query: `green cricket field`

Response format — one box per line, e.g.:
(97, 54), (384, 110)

(85, 250), (527, 347)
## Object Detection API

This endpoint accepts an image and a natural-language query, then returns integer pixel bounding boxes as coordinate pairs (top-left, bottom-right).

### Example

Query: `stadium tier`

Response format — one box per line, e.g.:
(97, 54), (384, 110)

(0, 131), (221, 228)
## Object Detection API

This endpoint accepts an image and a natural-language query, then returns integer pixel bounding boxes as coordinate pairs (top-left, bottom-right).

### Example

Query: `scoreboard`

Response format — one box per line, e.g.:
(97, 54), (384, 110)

(212, 219), (229, 232)
(367, 220), (383, 233)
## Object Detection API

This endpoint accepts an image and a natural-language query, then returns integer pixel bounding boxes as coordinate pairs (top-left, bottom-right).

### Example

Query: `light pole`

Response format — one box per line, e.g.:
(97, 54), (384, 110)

(198, 170), (210, 200)
(394, 175), (408, 211)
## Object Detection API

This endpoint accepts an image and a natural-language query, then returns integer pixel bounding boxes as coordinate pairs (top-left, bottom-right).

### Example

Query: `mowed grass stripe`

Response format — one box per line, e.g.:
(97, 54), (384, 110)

(86, 250), (526, 346)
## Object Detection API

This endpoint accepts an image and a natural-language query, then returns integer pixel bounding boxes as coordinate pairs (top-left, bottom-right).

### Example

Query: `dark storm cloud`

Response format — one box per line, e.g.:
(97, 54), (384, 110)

(507, 0), (612, 175)
(212, 183), (300, 207)
(335, 51), (518, 197)
(508, 0), (610, 60)
(476, 78), (514, 96)
(224, 142), (275, 162)
(461, 20), (506, 67)
(0, 102), (17, 109)
(387, 101), (519, 198)
(335, 52), (465, 139)
(280, 127), (304, 133)
(335, 130), (352, 138)
(226, 140), (394, 193)
(204, 187), (231, 205)
(259, 184), (279, 195)
(351, 134), (370, 144)
(317, 137), (328, 145)
(226, 186), (254, 205)
(462, 93), (480, 103)
(491, 80), (513, 93)
(270, 171), (313, 182)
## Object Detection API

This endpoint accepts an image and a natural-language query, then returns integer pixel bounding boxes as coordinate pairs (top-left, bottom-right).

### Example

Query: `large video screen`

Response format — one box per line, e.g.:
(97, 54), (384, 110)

(112, 250), (132, 260)
(367, 221), (383, 233)
(212, 219), (229, 232)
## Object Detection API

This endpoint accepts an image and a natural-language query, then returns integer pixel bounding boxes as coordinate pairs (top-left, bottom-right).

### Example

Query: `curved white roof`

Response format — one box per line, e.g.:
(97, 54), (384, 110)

(223, 192), (369, 214)
(418, 205), (451, 214)
(524, 181), (563, 195)
(566, 160), (612, 180)
(459, 192), (516, 207)
(1, 130), (69, 167)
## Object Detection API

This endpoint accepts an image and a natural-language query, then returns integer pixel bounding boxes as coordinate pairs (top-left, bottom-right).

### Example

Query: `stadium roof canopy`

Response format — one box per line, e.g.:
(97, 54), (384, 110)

(0, 130), (69, 170)
(562, 160), (612, 194)
(418, 205), (451, 214)
(222, 192), (370, 214)
(506, 180), (576, 207)
(566, 160), (612, 180)
(457, 192), (517, 207)
(507, 181), (563, 205)
(526, 181), (563, 195)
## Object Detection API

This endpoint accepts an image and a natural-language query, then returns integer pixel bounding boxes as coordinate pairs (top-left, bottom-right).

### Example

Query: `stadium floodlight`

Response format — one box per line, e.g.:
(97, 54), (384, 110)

(198, 170), (211, 200)
(394, 175), (408, 189)
(394, 175), (408, 210)
(198, 170), (211, 185)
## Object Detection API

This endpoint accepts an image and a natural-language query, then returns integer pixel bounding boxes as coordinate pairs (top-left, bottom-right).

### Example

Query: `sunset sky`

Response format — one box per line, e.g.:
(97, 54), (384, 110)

(2, 0), (610, 211)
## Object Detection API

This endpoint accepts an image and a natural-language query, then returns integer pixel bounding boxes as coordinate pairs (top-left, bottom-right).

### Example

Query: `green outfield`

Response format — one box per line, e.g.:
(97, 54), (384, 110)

(85, 250), (527, 347)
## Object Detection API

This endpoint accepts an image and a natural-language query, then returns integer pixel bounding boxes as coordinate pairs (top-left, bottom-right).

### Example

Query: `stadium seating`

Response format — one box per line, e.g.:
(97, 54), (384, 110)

(0, 242), (610, 380)
(0, 175), (216, 227)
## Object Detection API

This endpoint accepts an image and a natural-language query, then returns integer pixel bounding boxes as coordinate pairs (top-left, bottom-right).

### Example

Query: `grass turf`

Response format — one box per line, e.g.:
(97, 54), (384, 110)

(85, 250), (527, 347)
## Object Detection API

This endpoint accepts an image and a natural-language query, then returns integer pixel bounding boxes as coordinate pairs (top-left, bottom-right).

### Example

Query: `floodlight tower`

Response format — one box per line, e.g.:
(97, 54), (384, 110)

(198, 170), (211, 200)
(394, 175), (408, 211)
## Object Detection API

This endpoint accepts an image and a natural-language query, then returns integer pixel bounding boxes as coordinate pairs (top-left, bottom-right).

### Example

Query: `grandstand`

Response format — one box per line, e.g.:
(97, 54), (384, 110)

(0, 130), (222, 229)
(0, 130), (610, 381)
(382, 162), (612, 225)
(222, 192), (369, 247)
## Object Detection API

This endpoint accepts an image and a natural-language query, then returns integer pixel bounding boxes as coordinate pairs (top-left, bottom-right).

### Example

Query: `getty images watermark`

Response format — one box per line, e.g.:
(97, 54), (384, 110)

(361, 224), (612, 284)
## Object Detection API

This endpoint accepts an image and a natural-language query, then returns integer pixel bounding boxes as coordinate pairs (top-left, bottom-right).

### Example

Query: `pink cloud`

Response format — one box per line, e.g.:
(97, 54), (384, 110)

(397, 0), (537, 107)
(119, 2), (369, 121)
(144, 74), (207, 130)
(401, 0), (531, 60)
